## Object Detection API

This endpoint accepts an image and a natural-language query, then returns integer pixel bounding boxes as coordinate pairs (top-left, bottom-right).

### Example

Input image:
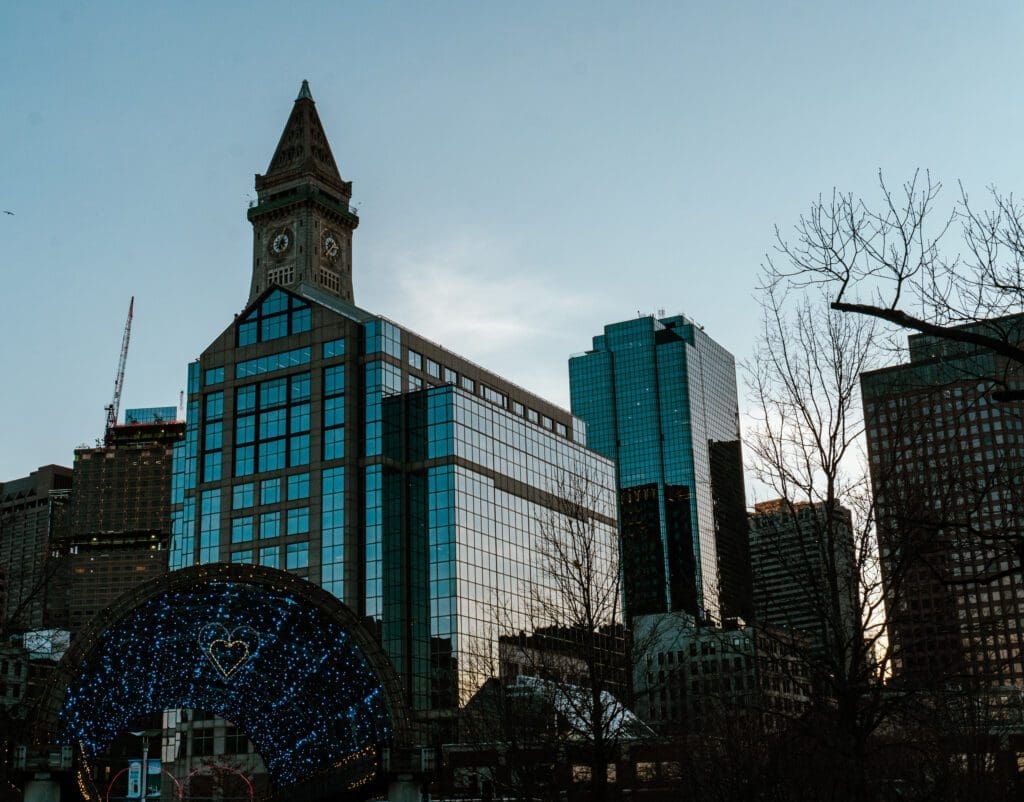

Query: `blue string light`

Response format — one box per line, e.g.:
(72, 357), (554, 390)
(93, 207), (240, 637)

(60, 581), (392, 789)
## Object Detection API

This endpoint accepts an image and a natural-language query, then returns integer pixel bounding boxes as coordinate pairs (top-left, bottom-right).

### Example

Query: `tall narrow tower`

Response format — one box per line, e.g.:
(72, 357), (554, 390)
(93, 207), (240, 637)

(247, 80), (359, 305)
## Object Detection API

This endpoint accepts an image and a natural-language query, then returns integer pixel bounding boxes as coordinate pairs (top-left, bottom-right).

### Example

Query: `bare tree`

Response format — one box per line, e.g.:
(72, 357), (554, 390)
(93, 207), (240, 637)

(521, 470), (632, 802)
(744, 286), (906, 800)
(458, 469), (653, 802)
(767, 171), (1024, 390)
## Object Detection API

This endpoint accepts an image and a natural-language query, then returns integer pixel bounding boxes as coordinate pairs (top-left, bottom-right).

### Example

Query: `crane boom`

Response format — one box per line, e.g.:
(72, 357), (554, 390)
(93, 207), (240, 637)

(104, 297), (134, 443)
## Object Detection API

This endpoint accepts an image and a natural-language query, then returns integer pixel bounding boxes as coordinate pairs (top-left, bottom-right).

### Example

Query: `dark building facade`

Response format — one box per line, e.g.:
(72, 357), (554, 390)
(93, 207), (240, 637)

(862, 317), (1024, 686)
(749, 499), (860, 665)
(50, 411), (185, 633)
(0, 465), (72, 632)
(169, 83), (618, 735)
(569, 315), (751, 624)
(632, 612), (810, 734)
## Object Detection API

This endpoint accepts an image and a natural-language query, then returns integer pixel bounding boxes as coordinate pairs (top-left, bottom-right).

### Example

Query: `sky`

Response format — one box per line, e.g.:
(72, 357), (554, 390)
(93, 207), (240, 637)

(3, 1), (1024, 484)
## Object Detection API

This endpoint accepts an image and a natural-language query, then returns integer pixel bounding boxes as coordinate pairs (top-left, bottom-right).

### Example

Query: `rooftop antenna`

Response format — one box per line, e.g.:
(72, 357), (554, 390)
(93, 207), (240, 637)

(178, 390), (185, 421)
(104, 297), (134, 444)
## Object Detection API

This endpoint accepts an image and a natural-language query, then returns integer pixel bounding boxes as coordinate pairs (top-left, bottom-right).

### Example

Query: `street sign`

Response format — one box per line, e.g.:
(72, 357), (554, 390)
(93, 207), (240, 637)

(127, 760), (142, 799)
(146, 759), (162, 799)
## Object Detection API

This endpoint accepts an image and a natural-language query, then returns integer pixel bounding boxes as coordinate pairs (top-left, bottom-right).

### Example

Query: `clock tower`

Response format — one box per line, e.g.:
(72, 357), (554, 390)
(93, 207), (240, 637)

(247, 80), (359, 305)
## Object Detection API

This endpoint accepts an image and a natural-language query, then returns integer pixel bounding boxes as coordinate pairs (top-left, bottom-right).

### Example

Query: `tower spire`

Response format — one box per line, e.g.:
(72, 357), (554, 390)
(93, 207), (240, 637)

(247, 83), (359, 306)
(257, 80), (347, 195)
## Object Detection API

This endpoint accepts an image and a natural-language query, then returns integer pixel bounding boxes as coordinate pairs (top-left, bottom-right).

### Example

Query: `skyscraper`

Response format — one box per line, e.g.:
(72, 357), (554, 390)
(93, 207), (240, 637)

(748, 499), (860, 663)
(862, 317), (1024, 685)
(0, 465), (72, 631)
(169, 83), (619, 735)
(569, 315), (751, 624)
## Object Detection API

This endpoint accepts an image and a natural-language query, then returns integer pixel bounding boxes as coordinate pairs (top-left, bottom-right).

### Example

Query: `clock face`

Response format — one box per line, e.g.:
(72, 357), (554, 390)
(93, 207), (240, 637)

(269, 228), (292, 257)
(322, 230), (340, 261)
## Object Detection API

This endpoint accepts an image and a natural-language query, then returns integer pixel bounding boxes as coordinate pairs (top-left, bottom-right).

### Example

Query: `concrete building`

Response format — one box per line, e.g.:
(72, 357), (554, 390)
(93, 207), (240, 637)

(569, 315), (751, 624)
(862, 316), (1024, 686)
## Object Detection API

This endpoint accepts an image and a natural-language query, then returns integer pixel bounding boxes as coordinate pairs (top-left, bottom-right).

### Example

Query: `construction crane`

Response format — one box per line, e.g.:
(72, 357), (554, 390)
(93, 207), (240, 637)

(104, 297), (134, 444)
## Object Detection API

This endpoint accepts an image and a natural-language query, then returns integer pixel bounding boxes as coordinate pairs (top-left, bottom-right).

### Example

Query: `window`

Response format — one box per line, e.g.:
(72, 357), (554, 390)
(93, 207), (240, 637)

(408, 350), (423, 370)
(259, 546), (280, 570)
(291, 373), (310, 402)
(324, 428), (345, 460)
(260, 511), (280, 539)
(289, 434), (310, 466)
(365, 319), (400, 357)
(236, 385), (256, 413)
(288, 473), (310, 500)
(235, 446), (255, 477)
(260, 378), (288, 408)
(205, 392), (224, 421)
(202, 451), (222, 481)
(287, 542), (309, 570)
(231, 517), (254, 543)
(324, 366), (345, 461)
(323, 338), (346, 359)
(444, 368), (457, 385)
(460, 375), (476, 393)
(292, 306), (311, 333)
(258, 438), (286, 471)
(237, 372), (312, 474)
(481, 385), (506, 407)
(235, 289), (312, 346)
(205, 367), (224, 386)
(324, 365), (345, 395)
(260, 408), (287, 438)
(236, 347), (311, 379)
(261, 479), (281, 505)
(238, 321), (257, 346)
(191, 727), (215, 757)
(408, 374), (422, 392)
(224, 727), (251, 754)
(426, 359), (440, 378)
(324, 396), (344, 427)
(287, 507), (310, 535)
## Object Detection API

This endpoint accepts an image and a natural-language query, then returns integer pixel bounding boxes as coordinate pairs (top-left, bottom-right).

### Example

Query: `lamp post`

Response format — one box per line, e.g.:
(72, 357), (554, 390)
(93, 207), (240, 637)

(130, 730), (161, 802)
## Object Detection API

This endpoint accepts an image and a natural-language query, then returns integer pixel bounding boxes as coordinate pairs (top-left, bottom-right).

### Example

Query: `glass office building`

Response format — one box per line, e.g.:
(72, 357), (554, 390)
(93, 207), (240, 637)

(169, 83), (618, 726)
(569, 315), (750, 624)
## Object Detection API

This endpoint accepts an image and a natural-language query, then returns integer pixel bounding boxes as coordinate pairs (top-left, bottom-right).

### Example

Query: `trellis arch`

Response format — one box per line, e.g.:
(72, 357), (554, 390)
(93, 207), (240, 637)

(34, 564), (408, 799)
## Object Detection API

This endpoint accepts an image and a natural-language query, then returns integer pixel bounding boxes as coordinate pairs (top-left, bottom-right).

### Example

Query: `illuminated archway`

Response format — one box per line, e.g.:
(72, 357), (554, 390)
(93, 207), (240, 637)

(35, 564), (408, 799)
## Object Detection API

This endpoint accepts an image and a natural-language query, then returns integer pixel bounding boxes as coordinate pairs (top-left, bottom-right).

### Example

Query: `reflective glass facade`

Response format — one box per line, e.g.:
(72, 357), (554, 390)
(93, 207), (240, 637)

(171, 285), (617, 721)
(569, 315), (751, 623)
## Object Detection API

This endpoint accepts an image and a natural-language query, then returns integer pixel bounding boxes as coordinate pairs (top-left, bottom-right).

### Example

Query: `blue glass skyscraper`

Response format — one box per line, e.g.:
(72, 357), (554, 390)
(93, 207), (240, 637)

(569, 315), (751, 624)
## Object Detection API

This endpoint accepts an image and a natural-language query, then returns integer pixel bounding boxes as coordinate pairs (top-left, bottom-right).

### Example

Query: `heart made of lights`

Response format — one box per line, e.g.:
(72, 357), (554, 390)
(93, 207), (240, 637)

(198, 624), (258, 679)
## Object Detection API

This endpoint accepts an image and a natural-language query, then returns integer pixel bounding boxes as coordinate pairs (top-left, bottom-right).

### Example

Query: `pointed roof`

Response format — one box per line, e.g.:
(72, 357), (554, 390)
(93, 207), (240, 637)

(257, 80), (348, 194)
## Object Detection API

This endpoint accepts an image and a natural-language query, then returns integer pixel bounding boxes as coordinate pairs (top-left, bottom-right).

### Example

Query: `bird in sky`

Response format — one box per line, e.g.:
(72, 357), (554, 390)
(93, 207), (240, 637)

(2, 211), (13, 215)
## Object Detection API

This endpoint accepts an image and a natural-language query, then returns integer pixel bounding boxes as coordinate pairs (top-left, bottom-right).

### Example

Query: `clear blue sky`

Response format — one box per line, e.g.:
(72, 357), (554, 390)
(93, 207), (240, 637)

(3, 1), (1024, 481)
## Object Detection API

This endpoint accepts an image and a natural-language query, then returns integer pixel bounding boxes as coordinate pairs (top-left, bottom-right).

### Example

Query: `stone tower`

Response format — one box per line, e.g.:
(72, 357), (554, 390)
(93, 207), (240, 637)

(247, 80), (359, 305)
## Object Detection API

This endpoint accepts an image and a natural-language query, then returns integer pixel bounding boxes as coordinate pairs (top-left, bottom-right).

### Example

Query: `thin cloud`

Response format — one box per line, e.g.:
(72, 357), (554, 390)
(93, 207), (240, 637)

(376, 235), (600, 358)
